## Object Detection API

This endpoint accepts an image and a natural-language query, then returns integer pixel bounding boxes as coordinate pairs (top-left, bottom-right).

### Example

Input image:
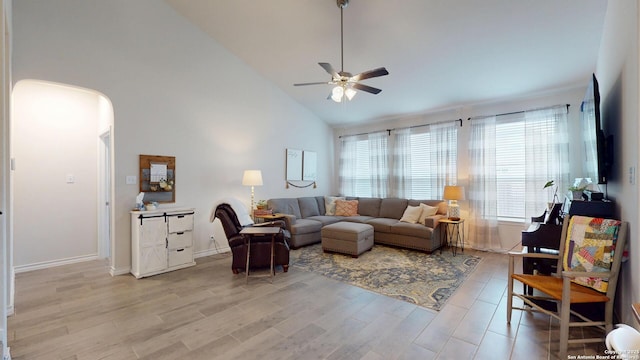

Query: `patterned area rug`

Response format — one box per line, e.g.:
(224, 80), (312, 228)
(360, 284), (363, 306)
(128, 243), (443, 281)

(290, 244), (481, 311)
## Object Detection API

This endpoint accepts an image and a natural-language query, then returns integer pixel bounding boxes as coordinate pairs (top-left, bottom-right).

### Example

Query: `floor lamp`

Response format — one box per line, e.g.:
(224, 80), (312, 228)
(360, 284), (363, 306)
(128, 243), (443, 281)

(242, 170), (263, 214)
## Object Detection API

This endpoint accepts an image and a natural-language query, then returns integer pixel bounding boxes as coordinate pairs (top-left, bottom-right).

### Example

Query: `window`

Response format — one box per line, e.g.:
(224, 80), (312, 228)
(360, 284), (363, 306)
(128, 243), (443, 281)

(393, 124), (457, 199)
(339, 132), (388, 197)
(495, 117), (526, 219)
(339, 123), (457, 199)
(469, 105), (570, 222)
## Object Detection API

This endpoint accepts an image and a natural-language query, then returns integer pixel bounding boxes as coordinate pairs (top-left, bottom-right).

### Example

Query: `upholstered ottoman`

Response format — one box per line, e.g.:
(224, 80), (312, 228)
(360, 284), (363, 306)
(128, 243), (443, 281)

(321, 222), (374, 258)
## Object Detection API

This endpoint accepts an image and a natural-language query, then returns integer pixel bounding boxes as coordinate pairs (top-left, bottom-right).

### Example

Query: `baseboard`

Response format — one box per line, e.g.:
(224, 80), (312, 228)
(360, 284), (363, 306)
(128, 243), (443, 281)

(109, 266), (131, 277)
(195, 247), (231, 258)
(14, 254), (99, 274)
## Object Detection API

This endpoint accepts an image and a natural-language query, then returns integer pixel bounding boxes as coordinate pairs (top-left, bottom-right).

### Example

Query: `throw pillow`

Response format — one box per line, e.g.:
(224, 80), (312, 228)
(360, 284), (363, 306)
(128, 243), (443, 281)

(418, 203), (439, 225)
(400, 205), (423, 224)
(325, 196), (345, 215)
(335, 199), (359, 216)
(562, 216), (622, 293)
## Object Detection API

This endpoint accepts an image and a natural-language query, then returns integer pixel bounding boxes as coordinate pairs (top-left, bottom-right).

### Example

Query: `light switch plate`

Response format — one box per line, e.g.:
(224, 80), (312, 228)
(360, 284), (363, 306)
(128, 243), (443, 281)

(66, 174), (75, 184)
(126, 175), (137, 185)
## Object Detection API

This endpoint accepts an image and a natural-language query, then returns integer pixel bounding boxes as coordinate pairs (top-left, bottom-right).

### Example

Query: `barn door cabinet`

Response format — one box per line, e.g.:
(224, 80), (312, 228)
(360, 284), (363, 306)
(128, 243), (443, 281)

(131, 207), (195, 278)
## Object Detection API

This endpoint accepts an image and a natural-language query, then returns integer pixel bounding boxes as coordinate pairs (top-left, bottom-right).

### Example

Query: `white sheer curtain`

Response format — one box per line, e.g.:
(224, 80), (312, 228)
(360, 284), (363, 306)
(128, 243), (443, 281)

(429, 122), (458, 197)
(391, 128), (412, 197)
(368, 131), (389, 197)
(338, 134), (361, 196)
(524, 105), (570, 220)
(467, 116), (501, 251)
(391, 123), (457, 198)
(338, 131), (388, 197)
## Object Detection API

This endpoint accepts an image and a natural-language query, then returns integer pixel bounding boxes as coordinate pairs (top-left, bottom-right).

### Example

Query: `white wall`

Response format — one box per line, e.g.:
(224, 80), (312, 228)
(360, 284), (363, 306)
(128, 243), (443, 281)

(595, 0), (639, 326)
(11, 0), (333, 273)
(12, 80), (100, 268)
(334, 86), (587, 252)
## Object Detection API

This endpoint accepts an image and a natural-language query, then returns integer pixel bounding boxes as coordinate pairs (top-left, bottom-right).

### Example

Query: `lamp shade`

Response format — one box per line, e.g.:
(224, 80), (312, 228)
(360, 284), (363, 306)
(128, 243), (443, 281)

(242, 170), (263, 186)
(443, 185), (465, 201)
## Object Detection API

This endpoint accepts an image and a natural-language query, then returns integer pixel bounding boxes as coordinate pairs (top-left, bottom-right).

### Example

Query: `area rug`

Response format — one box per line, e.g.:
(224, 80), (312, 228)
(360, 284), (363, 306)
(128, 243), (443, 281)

(290, 244), (481, 311)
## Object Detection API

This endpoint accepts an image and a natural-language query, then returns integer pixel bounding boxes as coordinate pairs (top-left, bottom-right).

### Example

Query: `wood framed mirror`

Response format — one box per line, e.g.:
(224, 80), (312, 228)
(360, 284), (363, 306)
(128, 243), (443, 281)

(139, 154), (175, 203)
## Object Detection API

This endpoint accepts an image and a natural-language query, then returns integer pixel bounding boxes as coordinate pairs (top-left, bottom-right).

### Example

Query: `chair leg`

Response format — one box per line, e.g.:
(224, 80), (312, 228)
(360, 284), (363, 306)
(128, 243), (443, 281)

(605, 300), (614, 333)
(559, 277), (571, 360)
(507, 255), (514, 324)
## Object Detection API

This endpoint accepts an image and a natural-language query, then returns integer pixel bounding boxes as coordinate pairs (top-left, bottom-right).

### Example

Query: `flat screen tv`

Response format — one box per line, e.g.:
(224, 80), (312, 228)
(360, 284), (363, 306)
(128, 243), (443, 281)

(581, 73), (611, 185)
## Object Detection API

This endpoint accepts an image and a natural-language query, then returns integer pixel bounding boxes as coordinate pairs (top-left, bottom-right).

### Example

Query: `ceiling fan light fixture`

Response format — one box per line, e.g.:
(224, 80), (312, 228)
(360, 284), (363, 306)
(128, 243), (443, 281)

(331, 85), (344, 102)
(345, 87), (356, 100)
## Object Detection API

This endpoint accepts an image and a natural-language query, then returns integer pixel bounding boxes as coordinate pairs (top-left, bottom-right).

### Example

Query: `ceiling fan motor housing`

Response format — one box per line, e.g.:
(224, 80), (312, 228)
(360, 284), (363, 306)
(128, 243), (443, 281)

(337, 0), (349, 9)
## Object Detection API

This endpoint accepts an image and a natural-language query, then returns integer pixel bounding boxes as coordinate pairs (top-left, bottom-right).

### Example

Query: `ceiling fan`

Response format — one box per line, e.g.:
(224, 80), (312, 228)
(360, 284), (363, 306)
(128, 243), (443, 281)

(294, 0), (389, 103)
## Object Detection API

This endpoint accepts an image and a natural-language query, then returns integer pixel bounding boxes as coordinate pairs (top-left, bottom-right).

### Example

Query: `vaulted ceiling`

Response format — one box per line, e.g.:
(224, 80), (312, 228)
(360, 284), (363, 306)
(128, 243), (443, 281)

(165, 0), (607, 127)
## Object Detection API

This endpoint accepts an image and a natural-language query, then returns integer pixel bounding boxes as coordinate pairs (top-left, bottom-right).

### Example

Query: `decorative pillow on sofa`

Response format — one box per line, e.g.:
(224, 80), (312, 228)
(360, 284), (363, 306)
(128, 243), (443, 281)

(335, 199), (359, 216)
(418, 203), (439, 225)
(325, 196), (345, 215)
(400, 205), (423, 224)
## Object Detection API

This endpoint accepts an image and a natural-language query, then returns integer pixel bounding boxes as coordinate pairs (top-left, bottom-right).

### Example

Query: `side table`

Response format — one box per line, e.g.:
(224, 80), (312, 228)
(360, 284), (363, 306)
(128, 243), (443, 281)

(439, 218), (465, 256)
(254, 213), (285, 224)
(240, 226), (282, 284)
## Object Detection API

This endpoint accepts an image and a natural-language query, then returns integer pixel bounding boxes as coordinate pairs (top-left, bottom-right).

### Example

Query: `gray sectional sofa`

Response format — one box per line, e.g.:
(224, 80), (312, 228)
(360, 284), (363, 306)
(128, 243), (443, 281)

(267, 196), (447, 253)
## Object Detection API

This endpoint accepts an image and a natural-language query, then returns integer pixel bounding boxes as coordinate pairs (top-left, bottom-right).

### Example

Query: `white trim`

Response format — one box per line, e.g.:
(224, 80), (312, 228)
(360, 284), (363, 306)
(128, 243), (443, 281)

(194, 247), (231, 258)
(14, 254), (98, 274)
(109, 266), (131, 277)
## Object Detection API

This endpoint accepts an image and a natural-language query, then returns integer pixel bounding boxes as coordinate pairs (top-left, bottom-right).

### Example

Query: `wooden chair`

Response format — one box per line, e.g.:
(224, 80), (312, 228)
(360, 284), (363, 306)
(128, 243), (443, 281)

(507, 215), (627, 358)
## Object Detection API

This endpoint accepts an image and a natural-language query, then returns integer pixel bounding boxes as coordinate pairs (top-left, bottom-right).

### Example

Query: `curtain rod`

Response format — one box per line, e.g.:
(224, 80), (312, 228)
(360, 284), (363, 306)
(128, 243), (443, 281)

(467, 104), (570, 121)
(338, 118), (462, 139)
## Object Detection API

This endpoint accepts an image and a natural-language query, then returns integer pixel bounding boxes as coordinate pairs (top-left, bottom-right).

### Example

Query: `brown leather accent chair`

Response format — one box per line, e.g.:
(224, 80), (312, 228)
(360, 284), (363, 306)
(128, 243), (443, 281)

(214, 203), (290, 274)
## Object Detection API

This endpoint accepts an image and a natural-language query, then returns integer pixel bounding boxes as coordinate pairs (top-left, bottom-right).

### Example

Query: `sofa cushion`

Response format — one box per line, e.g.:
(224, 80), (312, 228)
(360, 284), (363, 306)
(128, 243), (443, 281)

(268, 198), (302, 219)
(298, 197), (321, 218)
(391, 222), (433, 238)
(341, 216), (376, 223)
(418, 203), (438, 225)
(335, 199), (359, 216)
(379, 198), (408, 219)
(289, 218), (323, 235)
(357, 197), (382, 217)
(324, 196), (345, 215)
(408, 199), (447, 214)
(400, 205), (423, 224)
(315, 196), (327, 215)
(306, 215), (343, 226)
(365, 217), (398, 233)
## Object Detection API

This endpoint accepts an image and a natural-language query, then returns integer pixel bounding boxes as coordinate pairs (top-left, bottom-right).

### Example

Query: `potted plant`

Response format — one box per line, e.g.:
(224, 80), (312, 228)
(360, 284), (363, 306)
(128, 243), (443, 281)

(568, 185), (587, 200)
(543, 180), (560, 209)
(256, 200), (267, 210)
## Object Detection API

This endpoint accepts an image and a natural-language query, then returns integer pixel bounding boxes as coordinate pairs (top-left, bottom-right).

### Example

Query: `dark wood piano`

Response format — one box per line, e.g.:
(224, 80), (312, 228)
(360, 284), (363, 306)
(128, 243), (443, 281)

(521, 203), (563, 293)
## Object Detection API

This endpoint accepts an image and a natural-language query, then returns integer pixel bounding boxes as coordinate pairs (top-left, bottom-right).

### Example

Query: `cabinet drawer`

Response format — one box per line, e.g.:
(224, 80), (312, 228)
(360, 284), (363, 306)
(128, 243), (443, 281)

(168, 214), (194, 233)
(168, 231), (192, 249)
(168, 247), (193, 267)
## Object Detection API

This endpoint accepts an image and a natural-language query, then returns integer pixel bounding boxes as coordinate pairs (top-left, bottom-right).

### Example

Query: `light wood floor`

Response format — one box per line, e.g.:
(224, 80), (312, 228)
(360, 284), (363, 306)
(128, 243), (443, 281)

(7, 248), (606, 360)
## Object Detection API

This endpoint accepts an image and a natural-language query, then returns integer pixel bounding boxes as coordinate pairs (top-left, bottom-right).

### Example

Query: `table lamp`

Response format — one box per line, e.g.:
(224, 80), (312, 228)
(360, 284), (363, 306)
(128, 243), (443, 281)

(443, 185), (465, 221)
(242, 170), (263, 211)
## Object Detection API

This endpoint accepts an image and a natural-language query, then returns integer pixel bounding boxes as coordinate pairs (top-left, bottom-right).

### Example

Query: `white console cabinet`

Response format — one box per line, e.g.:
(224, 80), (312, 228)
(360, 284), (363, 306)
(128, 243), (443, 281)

(131, 207), (196, 278)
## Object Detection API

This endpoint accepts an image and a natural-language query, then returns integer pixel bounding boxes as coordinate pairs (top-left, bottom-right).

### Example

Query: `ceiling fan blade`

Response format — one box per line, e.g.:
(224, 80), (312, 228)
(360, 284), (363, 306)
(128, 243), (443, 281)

(293, 81), (333, 86)
(353, 83), (382, 95)
(350, 67), (389, 82)
(318, 62), (340, 79)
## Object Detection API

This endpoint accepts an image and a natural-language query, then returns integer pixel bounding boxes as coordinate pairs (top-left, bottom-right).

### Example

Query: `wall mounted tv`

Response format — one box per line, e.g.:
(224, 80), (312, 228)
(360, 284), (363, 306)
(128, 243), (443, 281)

(581, 73), (612, 185)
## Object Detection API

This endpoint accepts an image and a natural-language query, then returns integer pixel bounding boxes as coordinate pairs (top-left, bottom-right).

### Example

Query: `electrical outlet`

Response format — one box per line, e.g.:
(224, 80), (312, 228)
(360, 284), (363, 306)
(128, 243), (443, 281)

(126, 175), (137, 185)
(629, 166), (636, 185)
(66, 174), (75, 184)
